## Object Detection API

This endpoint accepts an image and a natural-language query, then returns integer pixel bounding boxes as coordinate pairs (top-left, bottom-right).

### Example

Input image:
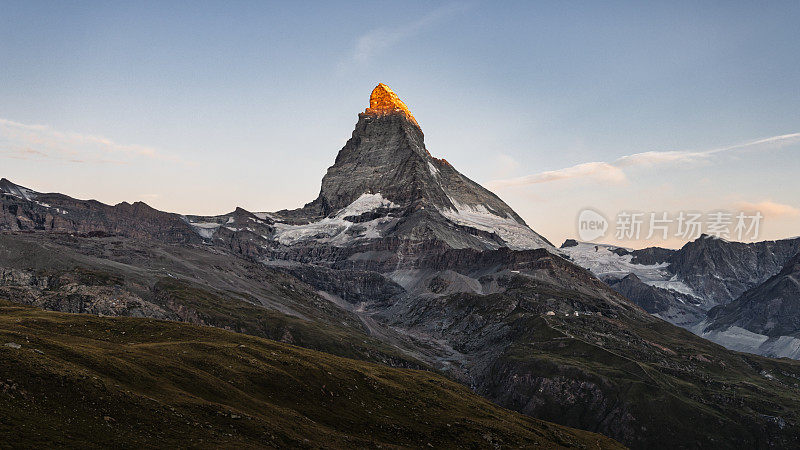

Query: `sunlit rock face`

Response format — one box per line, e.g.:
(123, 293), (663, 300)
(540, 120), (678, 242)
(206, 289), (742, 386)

(364, 83), (420, 128)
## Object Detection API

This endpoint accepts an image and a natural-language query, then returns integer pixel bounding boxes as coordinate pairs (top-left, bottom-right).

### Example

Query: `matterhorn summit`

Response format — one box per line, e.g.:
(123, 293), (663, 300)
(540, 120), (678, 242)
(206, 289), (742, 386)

(262, 83), (554, 260)
(364, 83), (420, 127)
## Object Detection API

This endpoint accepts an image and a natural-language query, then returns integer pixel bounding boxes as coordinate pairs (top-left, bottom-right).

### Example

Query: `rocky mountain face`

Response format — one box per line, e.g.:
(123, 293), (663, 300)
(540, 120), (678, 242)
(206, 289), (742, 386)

(0, 177), (199, 243)
(561, 236), (800, 341)
(607, 273), (706, 327)
(265, 84), (553, 260)
(286, 84), (533, 223)
(559, 240), (703, 325)
(710, 253), (800, 336)
(669, 235), (800, 307)
(693, 253), (800, 358)
(3, 84), (800, 448)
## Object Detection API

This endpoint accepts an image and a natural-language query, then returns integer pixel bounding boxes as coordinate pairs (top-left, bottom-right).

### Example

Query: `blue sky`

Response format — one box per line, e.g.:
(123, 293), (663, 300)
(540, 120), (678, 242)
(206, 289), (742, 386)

(1, 1), (799, 248)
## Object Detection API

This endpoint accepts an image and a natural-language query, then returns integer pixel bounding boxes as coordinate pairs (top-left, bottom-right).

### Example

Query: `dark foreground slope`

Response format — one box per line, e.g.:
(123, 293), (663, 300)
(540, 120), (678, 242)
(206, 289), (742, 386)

(0, 300), (620, 449)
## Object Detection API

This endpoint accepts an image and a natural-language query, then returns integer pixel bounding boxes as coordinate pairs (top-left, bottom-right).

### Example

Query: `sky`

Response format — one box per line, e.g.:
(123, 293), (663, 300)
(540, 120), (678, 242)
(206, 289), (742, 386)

(1, 1), (799, 249)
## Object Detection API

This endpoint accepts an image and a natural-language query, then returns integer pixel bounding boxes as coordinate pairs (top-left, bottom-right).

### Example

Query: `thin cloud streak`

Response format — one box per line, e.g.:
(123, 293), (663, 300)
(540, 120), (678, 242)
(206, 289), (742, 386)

(735, 200), (800, 218)
(341, 2), (471, 68)
(490, 162), (626, 188)
(0, 118), (190, 165)
(488, 132), (800, 189)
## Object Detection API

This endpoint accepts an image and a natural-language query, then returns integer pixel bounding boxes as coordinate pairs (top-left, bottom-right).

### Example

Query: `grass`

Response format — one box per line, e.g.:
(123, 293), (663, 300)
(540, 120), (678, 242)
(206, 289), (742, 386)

(0, 233), (424, 368)
(152, 277), (422, 368)
(0, 299), (622, 449)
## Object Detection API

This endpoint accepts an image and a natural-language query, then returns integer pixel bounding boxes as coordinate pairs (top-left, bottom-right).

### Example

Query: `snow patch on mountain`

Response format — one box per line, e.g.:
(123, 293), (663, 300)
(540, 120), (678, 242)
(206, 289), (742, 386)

(186, 221), (222, 239)
(338, 193), (398, 217)
(561, 242), (699, 298)
(691, 321), (800, 359)
(0, 180), (36, 201)
(439, 198), (553, 251)
(648, 278), (698, 298)
(427, 161), (440, 177)
(272, 193), (399, 246)
(561, 242), (664, 279)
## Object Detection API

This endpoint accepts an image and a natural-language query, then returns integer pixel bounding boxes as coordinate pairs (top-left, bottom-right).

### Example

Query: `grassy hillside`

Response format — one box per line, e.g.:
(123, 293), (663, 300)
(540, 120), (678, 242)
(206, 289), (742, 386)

(0, 300), (621, 449)
(0, 233), (422, 368)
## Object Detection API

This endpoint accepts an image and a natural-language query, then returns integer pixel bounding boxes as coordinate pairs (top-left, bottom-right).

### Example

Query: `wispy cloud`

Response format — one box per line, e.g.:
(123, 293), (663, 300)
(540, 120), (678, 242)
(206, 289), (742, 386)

(735, 200), (800, 218)
(0, 118), (189, 165)
(614, 150), (710, 168)
(341, 3), (470, 68)
(490, 161), (626, 188)
(488, 132), (800, 189)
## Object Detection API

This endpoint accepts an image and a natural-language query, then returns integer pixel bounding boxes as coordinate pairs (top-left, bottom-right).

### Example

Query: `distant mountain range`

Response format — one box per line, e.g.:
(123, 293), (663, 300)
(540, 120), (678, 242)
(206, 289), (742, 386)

(560, 235), (800, 358)
(3, 84), (800, 448)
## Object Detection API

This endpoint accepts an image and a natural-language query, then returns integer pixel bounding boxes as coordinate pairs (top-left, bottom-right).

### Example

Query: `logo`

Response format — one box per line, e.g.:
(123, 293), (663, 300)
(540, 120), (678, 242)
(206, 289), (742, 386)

(577, 209), (608, 242)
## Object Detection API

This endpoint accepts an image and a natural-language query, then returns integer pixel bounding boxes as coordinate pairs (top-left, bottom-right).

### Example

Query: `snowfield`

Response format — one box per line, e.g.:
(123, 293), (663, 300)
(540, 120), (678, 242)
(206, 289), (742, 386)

(273, 193), (399, 246)
(186, 221), (222, 239)
(439, 197), (554, 251)
(560, 241), (700, 299)
(692, 321), (800, 359)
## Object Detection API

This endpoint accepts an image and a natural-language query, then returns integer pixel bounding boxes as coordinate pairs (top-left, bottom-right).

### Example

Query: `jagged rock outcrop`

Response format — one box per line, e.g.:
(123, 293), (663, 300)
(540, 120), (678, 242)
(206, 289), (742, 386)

(0, 267), (174, 319)
(668, 235), (800, 307)
(608, 273), (705, 327)
(705, 253), (800, 339)
(364, 82), (420, 127)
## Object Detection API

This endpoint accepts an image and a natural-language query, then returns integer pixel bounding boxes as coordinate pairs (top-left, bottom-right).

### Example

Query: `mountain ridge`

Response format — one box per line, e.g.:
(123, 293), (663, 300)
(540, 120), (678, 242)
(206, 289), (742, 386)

(560, 236), (800, 360)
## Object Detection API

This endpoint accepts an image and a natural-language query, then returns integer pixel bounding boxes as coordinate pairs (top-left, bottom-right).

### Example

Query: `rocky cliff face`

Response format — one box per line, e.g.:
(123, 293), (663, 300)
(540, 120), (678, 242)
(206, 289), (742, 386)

(608, 273), (705, 327)
(0, 267), (174, 319)
(709, 252), (800, 336)
(304, 83), (524, 219)
(668, 235), (800, 307)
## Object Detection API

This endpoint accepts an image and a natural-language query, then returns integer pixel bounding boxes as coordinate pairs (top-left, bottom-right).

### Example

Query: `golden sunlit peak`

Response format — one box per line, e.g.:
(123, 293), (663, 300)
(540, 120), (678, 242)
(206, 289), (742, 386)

(365, 83), (419, 127)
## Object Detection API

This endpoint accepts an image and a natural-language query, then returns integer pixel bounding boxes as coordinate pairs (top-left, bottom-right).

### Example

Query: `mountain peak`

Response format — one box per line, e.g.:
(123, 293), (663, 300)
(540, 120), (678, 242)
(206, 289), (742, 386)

(364, 83), (419, 127)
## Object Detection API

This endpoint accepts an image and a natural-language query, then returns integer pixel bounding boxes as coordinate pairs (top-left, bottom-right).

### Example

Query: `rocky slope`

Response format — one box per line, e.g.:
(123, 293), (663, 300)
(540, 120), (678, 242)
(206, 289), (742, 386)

(669, 235), (800, 307)
(607, 273), (705, 327)
(694, 253), (800, 358)
(0, 232), (419, 368)
(709, 253), (800, 336)
(559, 241), (704, 326)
